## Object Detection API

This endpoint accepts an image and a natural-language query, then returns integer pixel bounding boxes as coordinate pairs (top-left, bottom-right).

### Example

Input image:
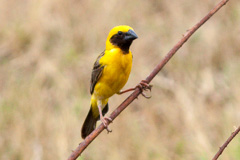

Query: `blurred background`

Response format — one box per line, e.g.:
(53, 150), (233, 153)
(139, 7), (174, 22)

(0, 0), (239, 160)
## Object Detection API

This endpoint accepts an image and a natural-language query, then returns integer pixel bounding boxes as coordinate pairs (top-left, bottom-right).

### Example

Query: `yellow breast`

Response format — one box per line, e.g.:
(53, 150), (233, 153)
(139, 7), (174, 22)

(93, 48), (132, 99)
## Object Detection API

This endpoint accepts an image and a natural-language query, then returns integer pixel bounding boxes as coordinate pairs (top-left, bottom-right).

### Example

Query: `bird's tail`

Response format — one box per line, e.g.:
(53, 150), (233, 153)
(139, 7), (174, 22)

(81, 103), (109, 139)
(81, 107), (97, 139)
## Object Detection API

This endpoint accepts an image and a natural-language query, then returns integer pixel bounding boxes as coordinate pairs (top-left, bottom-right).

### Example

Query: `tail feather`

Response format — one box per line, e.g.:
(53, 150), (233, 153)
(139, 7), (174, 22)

(81, 108), (97, 139)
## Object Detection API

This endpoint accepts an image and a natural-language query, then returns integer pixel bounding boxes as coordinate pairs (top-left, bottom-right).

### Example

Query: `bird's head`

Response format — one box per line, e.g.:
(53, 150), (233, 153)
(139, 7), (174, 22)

(106, 25), (138, 53)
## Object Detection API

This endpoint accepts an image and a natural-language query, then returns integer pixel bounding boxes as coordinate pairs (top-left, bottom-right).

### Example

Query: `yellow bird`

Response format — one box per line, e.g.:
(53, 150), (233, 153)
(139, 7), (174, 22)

(81, 25), (138, 139)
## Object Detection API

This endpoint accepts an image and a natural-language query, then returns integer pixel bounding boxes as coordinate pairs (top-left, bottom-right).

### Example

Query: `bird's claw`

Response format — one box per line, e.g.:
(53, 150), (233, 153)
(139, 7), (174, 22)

(104, 117), (113, 123)
(139, 80), (152, 90)
(101, 117), (113, 133)
(141, 91), (152, 99)
(116, 80), (152, 98)
(137, 80), (152, 99)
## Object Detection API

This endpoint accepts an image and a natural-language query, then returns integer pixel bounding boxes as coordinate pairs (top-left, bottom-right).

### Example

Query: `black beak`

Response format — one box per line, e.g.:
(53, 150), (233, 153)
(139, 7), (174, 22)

(124, 29), (138, 41)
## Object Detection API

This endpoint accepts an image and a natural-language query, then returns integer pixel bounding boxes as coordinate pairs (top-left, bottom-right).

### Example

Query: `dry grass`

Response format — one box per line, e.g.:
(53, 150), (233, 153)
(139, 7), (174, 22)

(0, 0), (240, 160)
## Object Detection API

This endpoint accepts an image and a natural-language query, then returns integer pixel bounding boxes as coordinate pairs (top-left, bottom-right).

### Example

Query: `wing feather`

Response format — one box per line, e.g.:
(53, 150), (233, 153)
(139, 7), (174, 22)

(90, 51), (105, 94)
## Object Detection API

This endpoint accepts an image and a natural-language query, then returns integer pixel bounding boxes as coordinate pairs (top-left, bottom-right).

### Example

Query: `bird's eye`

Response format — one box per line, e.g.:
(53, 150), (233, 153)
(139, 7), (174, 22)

(118, 31), (123, 36)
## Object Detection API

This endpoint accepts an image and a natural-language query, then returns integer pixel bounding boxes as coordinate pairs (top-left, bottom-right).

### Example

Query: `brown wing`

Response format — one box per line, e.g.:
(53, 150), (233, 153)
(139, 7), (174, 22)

(90, 51), (105, 94)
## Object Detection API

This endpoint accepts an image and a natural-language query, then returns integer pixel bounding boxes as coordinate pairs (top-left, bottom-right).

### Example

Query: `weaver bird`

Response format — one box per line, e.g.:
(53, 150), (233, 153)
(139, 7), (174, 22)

(81, 25), (150, 139)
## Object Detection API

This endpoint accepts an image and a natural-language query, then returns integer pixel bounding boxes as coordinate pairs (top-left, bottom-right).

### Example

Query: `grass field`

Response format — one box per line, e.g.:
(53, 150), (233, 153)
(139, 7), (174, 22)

(0, 0), (239, 160)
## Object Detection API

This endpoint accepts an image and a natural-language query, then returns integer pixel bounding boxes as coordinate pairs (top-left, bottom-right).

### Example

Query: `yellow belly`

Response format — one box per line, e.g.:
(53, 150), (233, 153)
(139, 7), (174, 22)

(93, 48), (132, 99)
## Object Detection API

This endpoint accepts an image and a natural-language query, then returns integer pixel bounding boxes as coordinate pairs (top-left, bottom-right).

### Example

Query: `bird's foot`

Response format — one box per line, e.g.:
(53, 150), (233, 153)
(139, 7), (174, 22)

(104, 117), (113, 123)
(101, 116), (113, 133)
(136, 80), (152, 99)
(117, 80), (153, 98)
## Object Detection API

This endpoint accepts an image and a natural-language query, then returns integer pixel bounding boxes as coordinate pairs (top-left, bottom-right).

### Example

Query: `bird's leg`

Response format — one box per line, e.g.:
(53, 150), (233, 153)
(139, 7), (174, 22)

(117, 88), (135, 94)
(118, 80), (152, 98)
(97, 101), (112, 133)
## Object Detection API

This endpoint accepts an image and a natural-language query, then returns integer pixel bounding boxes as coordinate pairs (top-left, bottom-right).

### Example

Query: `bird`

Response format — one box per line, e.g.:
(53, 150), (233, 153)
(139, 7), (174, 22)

(81, 25), (138, 139)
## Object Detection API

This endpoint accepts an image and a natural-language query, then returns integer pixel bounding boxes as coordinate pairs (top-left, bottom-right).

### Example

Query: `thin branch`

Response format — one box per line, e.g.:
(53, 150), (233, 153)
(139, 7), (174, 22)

(67, 0), (230, 159)
(212, 126), (240, 160)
